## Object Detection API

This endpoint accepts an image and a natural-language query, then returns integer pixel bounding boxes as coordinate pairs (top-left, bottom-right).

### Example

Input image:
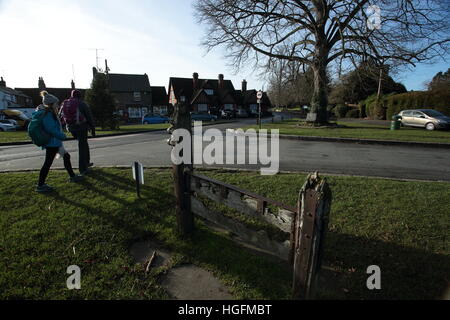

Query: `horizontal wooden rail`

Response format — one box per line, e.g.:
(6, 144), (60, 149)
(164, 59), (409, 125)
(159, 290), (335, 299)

(188, 172), (295, 234)
(188, 172), (297, 213)
(191, 196), (291, 261)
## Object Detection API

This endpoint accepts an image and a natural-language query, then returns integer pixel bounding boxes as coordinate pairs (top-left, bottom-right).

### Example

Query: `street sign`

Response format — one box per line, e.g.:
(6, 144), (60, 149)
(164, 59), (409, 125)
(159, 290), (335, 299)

(132, 162), (144, 198)
(257, 91), (263, 99)
(257, 99), (261, 104)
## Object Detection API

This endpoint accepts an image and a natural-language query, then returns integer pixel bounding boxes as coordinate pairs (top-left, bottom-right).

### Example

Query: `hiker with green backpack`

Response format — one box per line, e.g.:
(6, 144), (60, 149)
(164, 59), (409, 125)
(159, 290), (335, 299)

(28, 91), (84, 193)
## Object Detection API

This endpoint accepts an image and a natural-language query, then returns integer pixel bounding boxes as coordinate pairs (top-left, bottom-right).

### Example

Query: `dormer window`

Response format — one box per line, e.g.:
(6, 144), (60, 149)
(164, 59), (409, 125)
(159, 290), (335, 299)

(133, 92), (142, 102)
(205, 89), (214, 95)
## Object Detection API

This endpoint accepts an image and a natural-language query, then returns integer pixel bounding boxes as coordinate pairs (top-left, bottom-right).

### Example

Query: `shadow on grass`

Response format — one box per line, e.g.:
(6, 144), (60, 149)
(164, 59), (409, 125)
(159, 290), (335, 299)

(38, 169), (449, 300)
(176, 226), (449, 300)
(46, 171), (175, 241)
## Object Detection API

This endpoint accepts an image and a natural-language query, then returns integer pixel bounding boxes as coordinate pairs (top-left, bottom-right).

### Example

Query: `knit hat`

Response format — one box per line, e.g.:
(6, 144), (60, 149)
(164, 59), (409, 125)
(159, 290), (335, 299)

(71, 89), (81, 98)
(40, 91), (59, 105)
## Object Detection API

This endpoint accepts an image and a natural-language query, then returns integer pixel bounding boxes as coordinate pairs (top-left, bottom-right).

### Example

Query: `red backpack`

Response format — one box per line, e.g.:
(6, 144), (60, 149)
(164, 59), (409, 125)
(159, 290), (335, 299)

(60, 98), (85, 125)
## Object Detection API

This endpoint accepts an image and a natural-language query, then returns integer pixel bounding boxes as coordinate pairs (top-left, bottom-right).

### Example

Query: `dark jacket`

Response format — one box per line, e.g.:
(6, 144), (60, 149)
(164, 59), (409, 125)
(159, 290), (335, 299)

(67, 100), (95, 132)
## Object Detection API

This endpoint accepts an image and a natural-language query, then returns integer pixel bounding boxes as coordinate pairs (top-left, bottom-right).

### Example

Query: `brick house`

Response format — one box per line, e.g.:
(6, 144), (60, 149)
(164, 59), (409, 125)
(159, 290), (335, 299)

(93, 67), (152, 121)
(150, 86), (169, 115)
(168, 73), (238, 115)
(234, 80), (272, 116)
(14, 77), (83, 118)
(0, 77), (33, 110)
(16, 77), (86, 107)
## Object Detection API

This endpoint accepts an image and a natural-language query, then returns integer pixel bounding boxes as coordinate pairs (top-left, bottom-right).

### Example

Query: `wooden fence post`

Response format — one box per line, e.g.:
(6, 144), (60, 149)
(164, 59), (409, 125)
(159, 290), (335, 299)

(292, 173), (332, 299)
(170, 100), (194, 237)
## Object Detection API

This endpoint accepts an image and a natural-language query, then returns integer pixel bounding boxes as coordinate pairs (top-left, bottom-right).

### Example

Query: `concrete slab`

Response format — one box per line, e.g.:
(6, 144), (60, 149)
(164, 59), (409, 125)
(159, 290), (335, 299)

(161, 265), (234, 300)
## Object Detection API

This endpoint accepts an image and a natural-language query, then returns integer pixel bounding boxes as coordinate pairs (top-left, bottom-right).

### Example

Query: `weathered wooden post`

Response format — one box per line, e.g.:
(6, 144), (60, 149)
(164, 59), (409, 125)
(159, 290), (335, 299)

(291, 172), (332, 300)
(168, 96), (194, 237)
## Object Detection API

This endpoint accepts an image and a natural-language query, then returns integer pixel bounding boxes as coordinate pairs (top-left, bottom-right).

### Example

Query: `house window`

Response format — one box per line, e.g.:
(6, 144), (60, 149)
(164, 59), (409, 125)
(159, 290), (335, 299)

(250, 104), (258, 113)
(205, 89), (214, 95)
(197, 104), (208, 112)
(154, 106), (168, 115)
(224, 104), (233, 110)
(133, 92), (142, 102)
(128, 107), (142, 118)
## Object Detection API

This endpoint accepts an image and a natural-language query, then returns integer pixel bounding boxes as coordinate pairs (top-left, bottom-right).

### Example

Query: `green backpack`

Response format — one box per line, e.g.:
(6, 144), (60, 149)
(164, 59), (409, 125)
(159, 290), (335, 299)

(28, 111), (51, 147)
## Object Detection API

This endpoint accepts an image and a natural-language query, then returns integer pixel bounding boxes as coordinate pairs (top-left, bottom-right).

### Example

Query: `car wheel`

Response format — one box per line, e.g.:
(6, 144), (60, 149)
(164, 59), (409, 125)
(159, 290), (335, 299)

(426, 122), (436, 131)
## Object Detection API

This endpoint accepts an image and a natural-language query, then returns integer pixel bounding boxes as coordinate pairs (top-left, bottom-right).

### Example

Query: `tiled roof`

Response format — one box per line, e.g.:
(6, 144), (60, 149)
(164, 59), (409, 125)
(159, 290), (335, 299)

(151, 86), (168, 105)
(0, 86), (30, 98)
(108, 73), (151, 92)
(169, 77), (235, 103)
(15, 88), (87, 107)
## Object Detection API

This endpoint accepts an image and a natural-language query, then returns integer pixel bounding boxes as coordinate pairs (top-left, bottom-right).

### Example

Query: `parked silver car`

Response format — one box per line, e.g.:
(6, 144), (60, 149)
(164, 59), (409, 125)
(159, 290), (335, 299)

(397, 109), (450, 131)
(0, 121), (16, 132)
(0, 119), (21, 129)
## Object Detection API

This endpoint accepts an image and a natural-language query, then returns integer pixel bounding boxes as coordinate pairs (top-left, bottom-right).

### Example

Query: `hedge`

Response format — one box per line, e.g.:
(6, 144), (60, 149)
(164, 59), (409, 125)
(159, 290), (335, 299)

(335, 104), (350, 118)
(359, 90), (450, 119)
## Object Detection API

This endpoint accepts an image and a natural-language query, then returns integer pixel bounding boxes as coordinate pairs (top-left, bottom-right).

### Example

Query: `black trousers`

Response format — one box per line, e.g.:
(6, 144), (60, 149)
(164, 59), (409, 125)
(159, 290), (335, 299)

(38, 147), (75, 186)
(70, 128), (90, 173)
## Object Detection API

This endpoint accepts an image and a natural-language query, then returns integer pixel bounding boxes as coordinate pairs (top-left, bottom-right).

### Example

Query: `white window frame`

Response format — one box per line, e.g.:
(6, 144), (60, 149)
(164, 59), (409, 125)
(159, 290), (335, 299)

(133, 92), (142, 102)
(197, 104), (208, 112)
(128, 107), (142, 118)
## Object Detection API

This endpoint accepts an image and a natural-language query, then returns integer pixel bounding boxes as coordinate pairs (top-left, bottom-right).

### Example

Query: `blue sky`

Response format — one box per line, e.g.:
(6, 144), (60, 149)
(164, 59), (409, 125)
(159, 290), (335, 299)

(0, 0), (447, 92)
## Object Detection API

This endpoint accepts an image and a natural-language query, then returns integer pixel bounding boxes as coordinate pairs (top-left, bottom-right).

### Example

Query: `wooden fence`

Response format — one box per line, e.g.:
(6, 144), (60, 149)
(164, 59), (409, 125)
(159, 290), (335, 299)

(169, 101), (332, 299)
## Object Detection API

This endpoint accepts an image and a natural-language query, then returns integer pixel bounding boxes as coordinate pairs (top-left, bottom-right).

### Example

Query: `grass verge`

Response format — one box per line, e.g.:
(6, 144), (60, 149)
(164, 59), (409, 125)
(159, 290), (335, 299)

(0, 168), (448, 299)
(245, 119), (450, 143)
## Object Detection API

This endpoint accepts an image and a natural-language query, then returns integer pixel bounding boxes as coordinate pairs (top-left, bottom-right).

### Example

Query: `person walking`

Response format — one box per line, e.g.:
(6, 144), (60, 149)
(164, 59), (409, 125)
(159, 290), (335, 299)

(34, 91), (83, 193)
(60, 90), (95, 175)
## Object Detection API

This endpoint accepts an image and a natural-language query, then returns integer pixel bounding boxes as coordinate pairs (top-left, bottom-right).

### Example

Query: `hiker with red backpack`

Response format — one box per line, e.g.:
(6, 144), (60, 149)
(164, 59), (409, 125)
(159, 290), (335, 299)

(29, 91), (84, 193)
(60, 90), (95, 175)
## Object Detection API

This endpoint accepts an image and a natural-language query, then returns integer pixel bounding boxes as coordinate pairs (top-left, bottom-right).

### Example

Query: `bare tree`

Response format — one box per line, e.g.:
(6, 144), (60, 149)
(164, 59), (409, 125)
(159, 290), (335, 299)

(194, 0), (450, 123)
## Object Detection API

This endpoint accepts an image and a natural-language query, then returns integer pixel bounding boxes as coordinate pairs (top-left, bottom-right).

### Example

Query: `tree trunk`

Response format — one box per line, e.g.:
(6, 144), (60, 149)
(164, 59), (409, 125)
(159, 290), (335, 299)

(308, 7), (329, 125)
(309, 62), (329, 124)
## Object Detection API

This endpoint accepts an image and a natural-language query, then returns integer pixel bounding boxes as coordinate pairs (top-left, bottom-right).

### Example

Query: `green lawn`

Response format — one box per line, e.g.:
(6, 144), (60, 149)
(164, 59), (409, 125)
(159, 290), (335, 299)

(0, 168), (448, 299)
(246, 119), (450, 143)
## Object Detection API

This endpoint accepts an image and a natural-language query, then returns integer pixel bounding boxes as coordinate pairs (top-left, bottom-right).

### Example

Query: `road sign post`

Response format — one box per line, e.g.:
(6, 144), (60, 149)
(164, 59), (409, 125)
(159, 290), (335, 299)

(132, 161), (144, 198)
(257, 91), (263, 130)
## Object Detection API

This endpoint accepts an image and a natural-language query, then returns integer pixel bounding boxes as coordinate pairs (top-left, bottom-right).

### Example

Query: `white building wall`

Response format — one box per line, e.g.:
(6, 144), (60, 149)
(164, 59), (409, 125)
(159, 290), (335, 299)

(0, 91), (6, 109)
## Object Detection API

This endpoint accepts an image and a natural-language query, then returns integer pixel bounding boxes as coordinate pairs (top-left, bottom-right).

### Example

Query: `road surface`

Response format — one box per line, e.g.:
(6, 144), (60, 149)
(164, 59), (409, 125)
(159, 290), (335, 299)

(0, 118), (449, 181)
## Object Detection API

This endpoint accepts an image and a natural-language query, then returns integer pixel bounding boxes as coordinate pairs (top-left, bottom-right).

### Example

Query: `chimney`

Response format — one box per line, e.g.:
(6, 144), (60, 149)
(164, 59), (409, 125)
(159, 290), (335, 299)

(242, 79), (247, 92)
(0, 77), (5, 88)
(93, 67), (98, 78)
(71, 80), (76, 90)
(193, 72), (199, 89)
(218, 74), (224, 89)
(38, 77), (46, 90)
(105, 59), (110, 74)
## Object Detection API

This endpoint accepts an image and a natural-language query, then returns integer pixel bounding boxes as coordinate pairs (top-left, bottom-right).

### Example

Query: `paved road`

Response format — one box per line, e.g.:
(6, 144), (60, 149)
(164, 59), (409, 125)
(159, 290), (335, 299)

(1, 118), (449, 181)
